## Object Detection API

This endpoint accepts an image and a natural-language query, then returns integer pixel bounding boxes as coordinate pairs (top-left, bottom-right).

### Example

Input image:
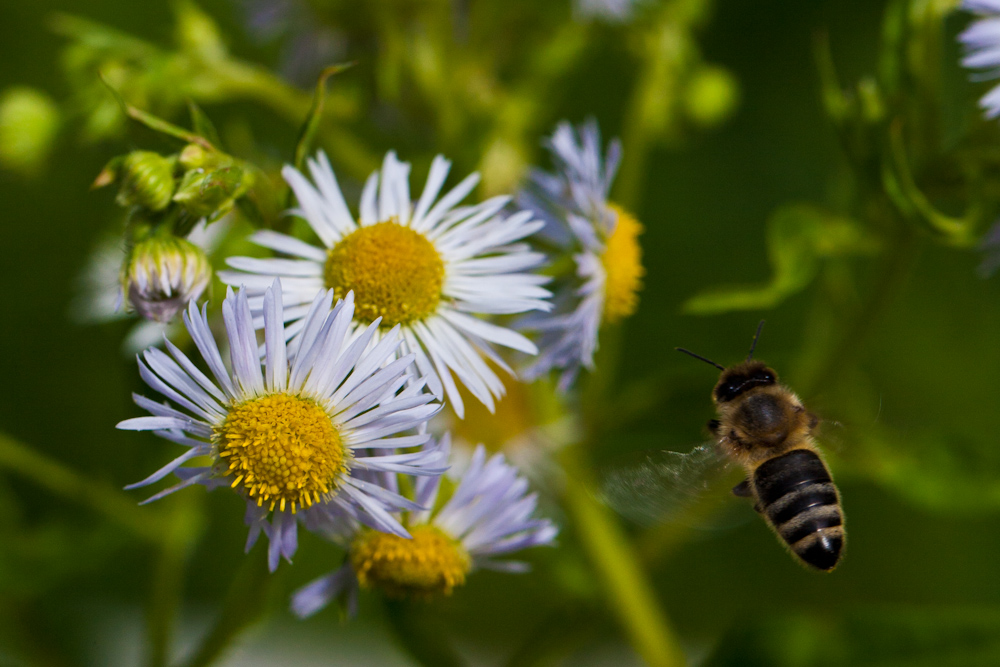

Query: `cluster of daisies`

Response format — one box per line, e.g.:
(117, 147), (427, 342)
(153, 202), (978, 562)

(115, 121), (644, 615)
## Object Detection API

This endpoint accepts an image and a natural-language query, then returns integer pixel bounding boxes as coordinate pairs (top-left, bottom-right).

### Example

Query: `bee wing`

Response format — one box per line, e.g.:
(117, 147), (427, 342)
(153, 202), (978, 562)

(601, 442), (748, 529)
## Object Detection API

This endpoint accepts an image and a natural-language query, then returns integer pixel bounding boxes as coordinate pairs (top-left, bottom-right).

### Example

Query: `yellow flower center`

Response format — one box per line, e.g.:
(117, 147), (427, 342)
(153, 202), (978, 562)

(350, 525), (471, 597)
(325, 221), (445, 328)
(215, 393), (347, 514)
(601, 204), (645, 324)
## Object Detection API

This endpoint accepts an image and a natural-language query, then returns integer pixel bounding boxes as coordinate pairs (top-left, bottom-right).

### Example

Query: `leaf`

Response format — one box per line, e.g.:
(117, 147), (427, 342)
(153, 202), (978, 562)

(98, 75), (215, 149)
(883, 119), (980, 247)
(187, 100), (222, 148)
(293, 62), (357, 173)
(706, 607), (1000, 667)
(683, 204), (878, 315)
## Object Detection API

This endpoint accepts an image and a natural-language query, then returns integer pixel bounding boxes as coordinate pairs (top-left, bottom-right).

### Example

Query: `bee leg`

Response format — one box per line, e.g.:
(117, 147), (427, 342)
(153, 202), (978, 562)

(732, 479), (752, 497)
(707, 419), (721, 435)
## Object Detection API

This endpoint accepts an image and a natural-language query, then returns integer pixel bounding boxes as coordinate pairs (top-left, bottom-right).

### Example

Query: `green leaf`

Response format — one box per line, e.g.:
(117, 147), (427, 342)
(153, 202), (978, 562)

(683, 204), (878, 315)
(707, 607), (1000, 667)
(293, 63), (357, 173)
(98, 75), (215, 149)
(187, 100), (222, 148)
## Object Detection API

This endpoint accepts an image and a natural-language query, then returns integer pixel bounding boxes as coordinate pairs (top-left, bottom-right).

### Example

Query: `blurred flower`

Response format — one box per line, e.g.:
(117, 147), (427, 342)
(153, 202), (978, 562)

(291, 436), (557, 617)
(437, 371), (579, 484)
(959, 1), (1000, 119)
(519, 120), (645, 390)
(0, 87), (60, 175)
(574, 0), (645, 22)
(117, 281), (445, 571)
(123, 233), (211, 322)
(238, 0), (348, 87)
(220, 151), (552, 418)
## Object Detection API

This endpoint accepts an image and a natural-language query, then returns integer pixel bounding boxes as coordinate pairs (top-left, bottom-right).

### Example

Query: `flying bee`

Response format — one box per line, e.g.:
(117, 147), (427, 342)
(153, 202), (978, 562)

(603, 322), (844, 571)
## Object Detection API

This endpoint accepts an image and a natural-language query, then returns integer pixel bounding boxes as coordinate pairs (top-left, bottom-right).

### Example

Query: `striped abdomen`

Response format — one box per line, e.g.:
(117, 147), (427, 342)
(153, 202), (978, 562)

(753, 449), (844, 571)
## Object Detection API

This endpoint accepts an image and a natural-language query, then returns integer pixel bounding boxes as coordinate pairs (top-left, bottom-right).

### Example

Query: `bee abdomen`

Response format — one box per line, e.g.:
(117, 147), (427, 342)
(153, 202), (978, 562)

(753, 449), (844, 571)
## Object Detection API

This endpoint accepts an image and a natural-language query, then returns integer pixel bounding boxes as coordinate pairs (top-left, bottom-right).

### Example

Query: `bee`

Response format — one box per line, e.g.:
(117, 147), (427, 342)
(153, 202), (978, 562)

(602, 322), (844, 571)
(672, 321), (844, 571)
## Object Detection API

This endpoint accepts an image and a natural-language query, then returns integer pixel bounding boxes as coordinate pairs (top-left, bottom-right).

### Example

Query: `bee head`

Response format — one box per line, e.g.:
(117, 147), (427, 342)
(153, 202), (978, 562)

(713, 361), (777, 403)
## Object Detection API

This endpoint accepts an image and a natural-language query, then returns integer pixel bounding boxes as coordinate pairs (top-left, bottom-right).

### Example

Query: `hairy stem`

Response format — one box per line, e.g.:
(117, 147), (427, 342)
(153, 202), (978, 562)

(560, 449), (687, 667)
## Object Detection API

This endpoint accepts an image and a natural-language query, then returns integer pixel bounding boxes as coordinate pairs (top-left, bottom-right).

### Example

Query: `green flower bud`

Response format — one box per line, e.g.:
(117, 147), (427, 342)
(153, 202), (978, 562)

(172, 165), (246, 219)
(683, 66), (739, 128)
(0, 87), (60, 175)
(124, 235), (212, 322)
(178, 143), (210, 170)
(117, 151), (176, 212)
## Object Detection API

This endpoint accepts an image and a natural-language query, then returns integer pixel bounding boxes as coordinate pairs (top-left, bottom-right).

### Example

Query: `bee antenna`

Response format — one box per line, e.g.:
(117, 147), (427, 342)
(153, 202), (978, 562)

(676, 347), (726, 371)
(747, 320), (766, 361)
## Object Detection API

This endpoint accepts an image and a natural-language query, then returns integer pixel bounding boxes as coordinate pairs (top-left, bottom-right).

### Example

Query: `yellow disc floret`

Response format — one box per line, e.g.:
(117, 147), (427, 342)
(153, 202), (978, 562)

(350, 525), (471, 597)
(601, 204), (645, 324)
(215, 393), (347, 513)
(325, 221), (445, 328)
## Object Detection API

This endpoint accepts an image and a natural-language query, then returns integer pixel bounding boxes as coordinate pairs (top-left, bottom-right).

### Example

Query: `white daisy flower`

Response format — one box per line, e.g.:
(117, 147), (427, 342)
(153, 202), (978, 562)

(290, 435), (558, 617)
(218, 151), (551, 418)
(519, 120), (644, 390)
(117, 280), (446, 571)
(960, 0), (1000, 119)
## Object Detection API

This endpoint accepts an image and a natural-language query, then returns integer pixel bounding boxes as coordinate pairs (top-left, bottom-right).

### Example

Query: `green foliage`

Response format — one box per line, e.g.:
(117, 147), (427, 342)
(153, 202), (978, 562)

(684, 204), (878, 313)
(0, 87), (60, 176)
(1, 1), (1000, 666)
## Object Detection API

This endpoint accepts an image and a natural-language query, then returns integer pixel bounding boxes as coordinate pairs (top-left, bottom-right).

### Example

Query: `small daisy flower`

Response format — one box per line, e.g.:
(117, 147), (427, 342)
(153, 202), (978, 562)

(960, 1), (1000, 119)
(218, 151), (551, 418)
(117, 280), (445, 571)
(290, 435), (558, 617)
(519, 120), (645, 390)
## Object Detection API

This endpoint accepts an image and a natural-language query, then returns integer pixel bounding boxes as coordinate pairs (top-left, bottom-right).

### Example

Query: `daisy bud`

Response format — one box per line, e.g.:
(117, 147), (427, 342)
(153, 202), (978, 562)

(117, 151), (176, 212)
(124, 235), (211, 322)
(172, 165), (246, 219)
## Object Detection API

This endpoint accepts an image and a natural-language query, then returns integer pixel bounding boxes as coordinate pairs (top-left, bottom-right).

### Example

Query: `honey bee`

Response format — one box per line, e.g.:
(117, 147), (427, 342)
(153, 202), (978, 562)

(603, 322), (844, 571)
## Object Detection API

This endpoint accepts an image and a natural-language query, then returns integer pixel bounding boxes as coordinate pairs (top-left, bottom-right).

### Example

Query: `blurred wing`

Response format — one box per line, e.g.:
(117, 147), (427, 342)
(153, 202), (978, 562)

(601, 443), (747, 530)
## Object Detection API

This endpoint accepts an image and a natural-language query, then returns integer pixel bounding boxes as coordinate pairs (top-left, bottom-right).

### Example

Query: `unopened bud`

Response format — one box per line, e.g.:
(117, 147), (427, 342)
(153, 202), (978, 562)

(178, 143), (210, 170)
(124, 235), (211, 322)
(683, 66), (739, 128)
(117, 151), (176, 212)
(172, 165), (246, 219)
(0, 87), (60, 175)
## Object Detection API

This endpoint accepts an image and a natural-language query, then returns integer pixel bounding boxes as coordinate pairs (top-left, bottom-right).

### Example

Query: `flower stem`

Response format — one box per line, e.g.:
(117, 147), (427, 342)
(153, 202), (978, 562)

(145, 494), (204, 667)
(559, 448), (687, 667)
(383, 597), (465, 667)
(178, 548), (272, 667)
(0, 432), (167, 543)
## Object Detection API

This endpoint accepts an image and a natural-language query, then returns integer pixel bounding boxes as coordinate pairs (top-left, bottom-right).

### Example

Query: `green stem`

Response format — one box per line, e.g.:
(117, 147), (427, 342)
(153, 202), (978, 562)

(0, 432), (166, 543)
(798, 214), (920, 397)
(177, 548), (272, 667)
(383, 598), (465, 667)
(559, 449), (687, 667)
(146, 495), (204, 667)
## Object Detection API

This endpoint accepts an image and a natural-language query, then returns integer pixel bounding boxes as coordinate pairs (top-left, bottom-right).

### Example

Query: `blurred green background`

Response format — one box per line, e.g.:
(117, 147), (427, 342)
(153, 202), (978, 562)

(4, 0), (1000, 665)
